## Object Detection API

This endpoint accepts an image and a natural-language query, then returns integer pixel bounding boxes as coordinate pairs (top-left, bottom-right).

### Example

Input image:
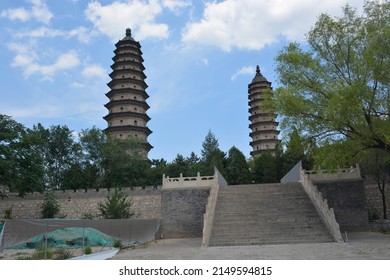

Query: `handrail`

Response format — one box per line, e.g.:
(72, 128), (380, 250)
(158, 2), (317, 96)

(162, 173), (214, 189)
(305, 164), (361, 181)
(202, 167), (227, 247)
(300, 170), (343, 242)
(201, 180), (219, 247)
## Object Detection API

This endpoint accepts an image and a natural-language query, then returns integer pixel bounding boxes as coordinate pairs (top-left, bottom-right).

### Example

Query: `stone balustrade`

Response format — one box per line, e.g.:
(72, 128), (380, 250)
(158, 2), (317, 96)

(202, 167), (227, 247)
(300, 170), (343, 242)
(162, 173), (215, 189)
(305, 164), (361, 181)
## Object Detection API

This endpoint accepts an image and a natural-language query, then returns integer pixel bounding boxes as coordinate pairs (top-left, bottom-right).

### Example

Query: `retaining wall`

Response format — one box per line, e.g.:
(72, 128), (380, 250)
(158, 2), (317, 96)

(161, 188), (210, 238)
(0, 187), (161, 220)
(365, 181), (390, 220)
(314, 179), (369, 232)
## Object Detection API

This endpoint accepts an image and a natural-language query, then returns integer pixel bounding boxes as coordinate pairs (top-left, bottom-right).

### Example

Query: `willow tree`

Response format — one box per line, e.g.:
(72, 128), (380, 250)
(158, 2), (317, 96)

(272, 1), (390, 155)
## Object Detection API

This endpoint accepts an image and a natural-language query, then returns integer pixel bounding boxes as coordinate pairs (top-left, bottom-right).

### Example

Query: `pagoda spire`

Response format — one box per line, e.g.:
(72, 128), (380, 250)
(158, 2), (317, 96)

(248, 65), (280, 157)
(103, 28), (153, 158)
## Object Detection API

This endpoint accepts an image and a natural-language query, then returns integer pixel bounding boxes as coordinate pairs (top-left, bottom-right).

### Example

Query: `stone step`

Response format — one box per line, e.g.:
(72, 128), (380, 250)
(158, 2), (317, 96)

(207, 182), (334, 246)
(209, 237), (334, 247)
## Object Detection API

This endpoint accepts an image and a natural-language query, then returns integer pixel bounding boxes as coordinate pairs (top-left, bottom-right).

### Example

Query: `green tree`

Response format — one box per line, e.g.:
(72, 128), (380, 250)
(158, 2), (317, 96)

(201, 130), (219, 161)
(186, 152), (202, 176)
(34, 124), (81, 190)
(79, 127), (106, 188)
(200, 130), (226, 175)
(102, 136), (149, 188)
(167, 154), (189, 177)
(225, 146), (251, 185)
(282, 129), (315, 173)
(272, 1), (390, 156)
(41, 191), (60, 218)
(149, 158), (168, 187)
(312, 139), (362, 169)
(251, 153), (278, 184)
(98, 188), (135, 219)
(0, 115), (45, 196)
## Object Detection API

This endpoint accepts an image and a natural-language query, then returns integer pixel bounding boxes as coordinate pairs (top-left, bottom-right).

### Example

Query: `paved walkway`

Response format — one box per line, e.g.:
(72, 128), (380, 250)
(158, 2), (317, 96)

(111, 232), (390, 260)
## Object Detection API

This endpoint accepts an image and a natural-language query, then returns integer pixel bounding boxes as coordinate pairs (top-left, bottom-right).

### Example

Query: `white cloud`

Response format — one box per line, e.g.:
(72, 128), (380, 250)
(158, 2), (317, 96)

(162, 0), (191, 13)
(231, 65), (255, 80)
(1, 0), (53, 24)
(85, 0), (170, 42)
(67, 26), (97, 44)
(182, 0), (365, 51)
(30, 0), (53, 24)
(13, 26), (96, 44)
(16, 27), (64, 38)
(11, 49), (80, 79)
(1, 8), (30, 22)
(82, 64), (106, 78)
(0, 104), (62, 119)
(70, 82), (85, 89)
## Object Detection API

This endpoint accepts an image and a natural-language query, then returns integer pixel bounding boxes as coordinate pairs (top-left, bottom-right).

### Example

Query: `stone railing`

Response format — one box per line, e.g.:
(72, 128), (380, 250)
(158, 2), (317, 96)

(305, 164), (361, 182)
(162, 173), (215, 189)
(202, 167), (227, 247)
(300, 170), (343, 242)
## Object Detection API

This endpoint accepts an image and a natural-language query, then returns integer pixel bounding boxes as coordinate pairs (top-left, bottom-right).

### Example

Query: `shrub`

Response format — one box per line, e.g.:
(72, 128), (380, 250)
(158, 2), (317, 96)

(53, 248), (74, 260)
(41, 192), (60, 218)
(98, 188), (135, 219)
(4, 208), (12, 219)
(84, 246), (92, 255)
(113, 239), (123, 249)
(31, 244), (53, 260)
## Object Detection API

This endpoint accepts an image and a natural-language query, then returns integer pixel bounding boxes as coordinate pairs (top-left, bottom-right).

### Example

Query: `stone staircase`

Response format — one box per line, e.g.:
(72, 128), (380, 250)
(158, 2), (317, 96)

(208, 182), (334, 246)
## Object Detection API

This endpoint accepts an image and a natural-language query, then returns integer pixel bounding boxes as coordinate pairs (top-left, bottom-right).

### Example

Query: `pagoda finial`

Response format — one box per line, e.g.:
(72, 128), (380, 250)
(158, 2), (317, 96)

(126, 28), (131, 37)
(256, 65), (260, 74)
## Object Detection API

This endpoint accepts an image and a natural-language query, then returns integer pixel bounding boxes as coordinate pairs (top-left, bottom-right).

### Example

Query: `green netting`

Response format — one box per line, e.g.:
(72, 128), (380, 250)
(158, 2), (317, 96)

(0, 223), (3, 234)
(8, 227), (116, 249)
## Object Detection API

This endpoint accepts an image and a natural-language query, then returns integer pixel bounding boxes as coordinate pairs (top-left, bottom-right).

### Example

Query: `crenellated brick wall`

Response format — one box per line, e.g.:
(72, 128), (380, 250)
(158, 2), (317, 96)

(0, 187), (161, 220)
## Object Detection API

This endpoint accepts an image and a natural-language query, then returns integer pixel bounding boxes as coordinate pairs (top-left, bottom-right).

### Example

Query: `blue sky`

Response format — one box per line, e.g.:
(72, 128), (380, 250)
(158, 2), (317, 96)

(0, 0), (365, 162)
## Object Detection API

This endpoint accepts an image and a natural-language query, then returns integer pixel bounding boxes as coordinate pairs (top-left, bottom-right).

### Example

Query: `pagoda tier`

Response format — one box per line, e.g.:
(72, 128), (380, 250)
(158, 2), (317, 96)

(248, 65), (280, 157)
(103, 28), (153, 158)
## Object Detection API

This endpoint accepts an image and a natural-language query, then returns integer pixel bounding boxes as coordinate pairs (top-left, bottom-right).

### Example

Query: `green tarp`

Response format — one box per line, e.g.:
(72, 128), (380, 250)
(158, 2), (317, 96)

(8, 227), (116, 249)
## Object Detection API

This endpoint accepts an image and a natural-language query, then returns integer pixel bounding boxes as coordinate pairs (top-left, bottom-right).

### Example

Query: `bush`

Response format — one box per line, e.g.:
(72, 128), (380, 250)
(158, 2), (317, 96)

(41, 192), (60, 218)
(4, 208), (12, 219)
(98, 188), (135, 219)
(31, 244), (53, 260)
(369, 210), (380, 222)
(113, 239), (123, 249)
(84, 246), (92, 255)
(53, 248), (74, 260)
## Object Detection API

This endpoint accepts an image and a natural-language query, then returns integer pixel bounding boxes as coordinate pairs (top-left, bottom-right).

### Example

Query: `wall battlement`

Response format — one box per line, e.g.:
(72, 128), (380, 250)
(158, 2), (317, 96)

(0, 186), (161, 220)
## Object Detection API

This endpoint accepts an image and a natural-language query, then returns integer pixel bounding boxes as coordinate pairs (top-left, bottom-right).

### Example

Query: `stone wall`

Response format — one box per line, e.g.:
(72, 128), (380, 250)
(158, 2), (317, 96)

(0, 187), (161, 220)
(364, 177), (390, 220)
(314, 179), (369, 232)
(160, 188), (210, 238)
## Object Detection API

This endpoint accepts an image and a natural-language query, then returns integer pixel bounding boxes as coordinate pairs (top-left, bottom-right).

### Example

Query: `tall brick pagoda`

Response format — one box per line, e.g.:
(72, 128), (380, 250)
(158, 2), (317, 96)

(248, 65), (280, 157)
(104, 28), (153, 158)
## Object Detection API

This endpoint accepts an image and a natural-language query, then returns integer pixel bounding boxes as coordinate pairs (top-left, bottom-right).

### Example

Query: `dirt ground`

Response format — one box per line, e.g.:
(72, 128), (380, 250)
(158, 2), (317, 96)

(1, 231), (389, 260)
(0, 246), (112, 260)
(110, 232), (390, 260)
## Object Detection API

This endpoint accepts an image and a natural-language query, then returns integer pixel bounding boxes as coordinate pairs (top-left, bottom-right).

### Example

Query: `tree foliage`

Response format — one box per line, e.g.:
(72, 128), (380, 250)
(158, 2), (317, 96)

(0, 115), (45, 196)
(272, 1), (390, 154)
(98, 188), (135, 219)
(41, 191), (60, 218)
(200, 130), (226, 176)
(226, 146), (251, 185)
